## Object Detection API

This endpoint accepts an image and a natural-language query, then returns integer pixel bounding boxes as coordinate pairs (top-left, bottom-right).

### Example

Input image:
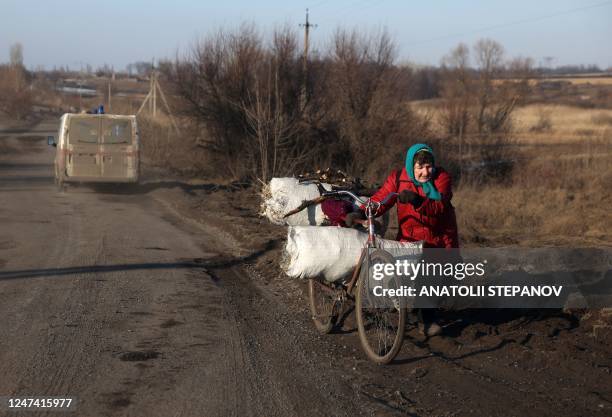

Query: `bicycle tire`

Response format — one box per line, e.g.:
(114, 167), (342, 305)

(355, 249), (406, 364)
(308, 278), (337, 334)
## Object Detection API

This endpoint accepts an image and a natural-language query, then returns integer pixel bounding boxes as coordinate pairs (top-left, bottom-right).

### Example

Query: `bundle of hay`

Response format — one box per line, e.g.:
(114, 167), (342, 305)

(260, 177), (330, 226)
(283, 226), (422, 282)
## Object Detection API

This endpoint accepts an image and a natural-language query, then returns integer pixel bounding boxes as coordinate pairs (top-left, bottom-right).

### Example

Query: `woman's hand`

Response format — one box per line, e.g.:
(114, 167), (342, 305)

(399, 190), (424, 206)
(344, 211), (366, 227)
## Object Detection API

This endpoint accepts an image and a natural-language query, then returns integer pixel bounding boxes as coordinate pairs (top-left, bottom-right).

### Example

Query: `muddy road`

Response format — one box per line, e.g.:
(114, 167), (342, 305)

(0, 119), (611, 417)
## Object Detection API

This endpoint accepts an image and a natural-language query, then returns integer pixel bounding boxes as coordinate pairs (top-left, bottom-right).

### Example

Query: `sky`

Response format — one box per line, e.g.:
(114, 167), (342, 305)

(1, 0), (611, 71)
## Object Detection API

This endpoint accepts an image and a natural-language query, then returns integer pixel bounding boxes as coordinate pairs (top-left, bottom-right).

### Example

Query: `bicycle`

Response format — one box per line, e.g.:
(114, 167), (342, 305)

(307, 190), (421, 364)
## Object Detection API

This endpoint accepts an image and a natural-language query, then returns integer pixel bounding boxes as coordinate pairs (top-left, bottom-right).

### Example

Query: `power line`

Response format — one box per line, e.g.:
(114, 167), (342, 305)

(406, 0), (612, 46)
(308, 0), (335, 9)
(317, 0), (387, 26)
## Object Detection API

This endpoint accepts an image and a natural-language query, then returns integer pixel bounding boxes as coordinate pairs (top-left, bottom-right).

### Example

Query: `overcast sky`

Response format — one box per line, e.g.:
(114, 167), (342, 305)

(1, 0), (611, 70)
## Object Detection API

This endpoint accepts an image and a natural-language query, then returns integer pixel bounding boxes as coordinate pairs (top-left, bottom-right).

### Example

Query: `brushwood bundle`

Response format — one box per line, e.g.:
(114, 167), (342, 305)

(296, 168), (378, 195)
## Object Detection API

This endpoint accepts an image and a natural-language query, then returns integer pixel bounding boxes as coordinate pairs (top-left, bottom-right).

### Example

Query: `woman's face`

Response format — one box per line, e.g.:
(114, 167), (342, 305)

(414, 162), (433, 183)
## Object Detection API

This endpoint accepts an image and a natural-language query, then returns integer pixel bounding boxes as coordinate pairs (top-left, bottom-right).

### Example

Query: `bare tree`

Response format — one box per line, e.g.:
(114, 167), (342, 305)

(169, 25), (260, 177)
(0, 43), (30, 118)
(323, 28), (427, 177)
(240, 27), (315, 182)
(473, 38), (506, 134)
(169, 24), (316, 180)
(0, 65), (32, 119)
(10, 43), (23, 67)
(126, 61), (153, 77)
(436, 39), (533, 183)
(439, 43), (472, 137)
(472, 40), (532, 181)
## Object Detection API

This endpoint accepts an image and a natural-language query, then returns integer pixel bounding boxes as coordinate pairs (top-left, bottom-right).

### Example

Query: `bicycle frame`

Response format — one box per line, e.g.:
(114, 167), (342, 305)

(309, 190), (409, 364)
(319, 190), (398, 295)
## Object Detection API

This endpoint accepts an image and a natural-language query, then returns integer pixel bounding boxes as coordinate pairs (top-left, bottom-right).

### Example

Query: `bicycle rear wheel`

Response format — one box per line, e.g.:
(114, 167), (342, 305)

(308, 278), (338, 334)
(355, 249), (406, 364)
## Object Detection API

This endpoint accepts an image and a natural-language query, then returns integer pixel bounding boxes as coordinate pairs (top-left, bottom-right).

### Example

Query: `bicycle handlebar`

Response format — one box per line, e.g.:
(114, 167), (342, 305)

(322, 190), (367, 205)
(322, 190), (398, 211)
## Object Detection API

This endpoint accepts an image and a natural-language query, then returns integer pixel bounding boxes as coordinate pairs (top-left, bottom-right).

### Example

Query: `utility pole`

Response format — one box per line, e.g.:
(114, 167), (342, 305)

(137, 69), (180, 134)
(300, 8), (316, 75)
(108, 69), (115, 113)
(149, 58), (156, 116)
(152, 71), (157, 117)
(78, 63), (83, 111)
(299, 9), (316, 108)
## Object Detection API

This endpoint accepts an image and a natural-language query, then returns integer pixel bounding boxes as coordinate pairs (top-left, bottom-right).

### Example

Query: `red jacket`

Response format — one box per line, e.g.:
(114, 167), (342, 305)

(370, 167), (459, 248)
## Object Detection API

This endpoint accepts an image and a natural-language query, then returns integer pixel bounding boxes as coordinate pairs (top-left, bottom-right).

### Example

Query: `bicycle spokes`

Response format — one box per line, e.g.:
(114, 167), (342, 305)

(355, 249), (406, 363)
(359, 289), (403, 355)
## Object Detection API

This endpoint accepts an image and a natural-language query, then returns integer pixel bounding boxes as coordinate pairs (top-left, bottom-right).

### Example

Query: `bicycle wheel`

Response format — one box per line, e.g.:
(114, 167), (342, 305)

(355, 249), (406, 364)
(308, 278), (338, 334)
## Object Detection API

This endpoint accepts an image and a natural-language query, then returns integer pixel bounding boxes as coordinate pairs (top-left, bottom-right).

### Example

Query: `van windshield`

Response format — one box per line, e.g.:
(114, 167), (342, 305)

(69, 118), (98, 144)
(102, 119), (132, 144)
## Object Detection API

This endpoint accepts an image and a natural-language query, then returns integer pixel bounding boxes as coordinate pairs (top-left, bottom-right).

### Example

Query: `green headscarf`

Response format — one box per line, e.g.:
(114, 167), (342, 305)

(405, 143), (441, 201)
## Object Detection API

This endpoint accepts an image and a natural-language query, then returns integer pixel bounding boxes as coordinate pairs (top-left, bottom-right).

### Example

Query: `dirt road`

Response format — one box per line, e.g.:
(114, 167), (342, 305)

(0, 121), (365, 417)
(0, 119), (610, 417)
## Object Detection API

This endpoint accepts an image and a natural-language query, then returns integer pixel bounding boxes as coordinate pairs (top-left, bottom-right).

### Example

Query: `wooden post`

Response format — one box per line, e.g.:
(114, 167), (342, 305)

(152, 72), (157, 117)
(108, 82), (112, 113)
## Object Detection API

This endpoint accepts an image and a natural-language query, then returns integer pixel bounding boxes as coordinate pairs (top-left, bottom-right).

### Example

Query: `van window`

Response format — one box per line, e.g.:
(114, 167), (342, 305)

(102, 119), (131, 144)
(69, 118), (98, 144)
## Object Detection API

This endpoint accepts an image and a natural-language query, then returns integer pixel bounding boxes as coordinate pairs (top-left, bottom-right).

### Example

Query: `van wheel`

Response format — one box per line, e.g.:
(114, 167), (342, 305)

(54, 166), (65, 192)
(55, 178), (66, 192)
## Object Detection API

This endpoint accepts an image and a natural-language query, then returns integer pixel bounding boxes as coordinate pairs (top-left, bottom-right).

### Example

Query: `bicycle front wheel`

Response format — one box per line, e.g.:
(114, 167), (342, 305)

(355, 249), (406, 364)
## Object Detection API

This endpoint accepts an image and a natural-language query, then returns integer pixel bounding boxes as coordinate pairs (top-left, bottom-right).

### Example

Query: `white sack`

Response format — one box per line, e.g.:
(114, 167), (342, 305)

(260, 177), (328, 226)
(283, 226), (423, 282)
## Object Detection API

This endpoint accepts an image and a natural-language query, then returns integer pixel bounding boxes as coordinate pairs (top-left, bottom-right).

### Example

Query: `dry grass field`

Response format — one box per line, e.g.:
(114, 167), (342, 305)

(500, 76), (612, 86)
(448, 102), (612, 247)
(455, 154), (611, 247)
(411, 101), (612, 143)
(513, 104), (612, 142)
(541, 76), (612, 85)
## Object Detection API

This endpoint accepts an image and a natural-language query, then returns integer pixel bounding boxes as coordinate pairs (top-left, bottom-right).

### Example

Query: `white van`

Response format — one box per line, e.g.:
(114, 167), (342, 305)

(48, 113), (139, 186)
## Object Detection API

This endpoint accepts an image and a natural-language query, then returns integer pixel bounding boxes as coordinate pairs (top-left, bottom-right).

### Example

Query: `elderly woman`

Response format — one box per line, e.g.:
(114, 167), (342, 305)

(349, 143), (459, 336)
(363, 143), (459, 248)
